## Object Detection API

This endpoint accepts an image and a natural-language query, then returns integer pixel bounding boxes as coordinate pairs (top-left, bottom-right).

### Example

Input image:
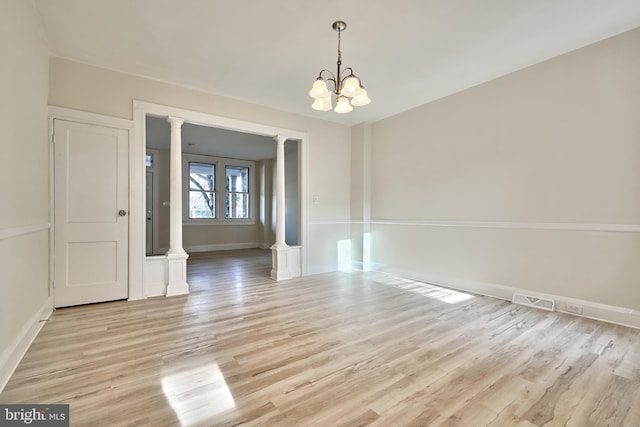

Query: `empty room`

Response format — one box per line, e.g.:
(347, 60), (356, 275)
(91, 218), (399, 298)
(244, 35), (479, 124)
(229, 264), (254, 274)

(1, 1), (639, 426)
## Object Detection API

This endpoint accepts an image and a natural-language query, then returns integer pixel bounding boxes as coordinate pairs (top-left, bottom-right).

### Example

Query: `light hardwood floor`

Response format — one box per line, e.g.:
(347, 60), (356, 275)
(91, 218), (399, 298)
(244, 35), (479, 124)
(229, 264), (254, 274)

(2, 249), (639, 426)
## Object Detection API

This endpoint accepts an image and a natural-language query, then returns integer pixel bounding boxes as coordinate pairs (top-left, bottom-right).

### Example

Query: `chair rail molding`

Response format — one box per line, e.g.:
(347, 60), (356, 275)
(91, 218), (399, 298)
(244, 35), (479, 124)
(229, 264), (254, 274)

(366, 219), (640, 233)
(0, 223), (50, 241)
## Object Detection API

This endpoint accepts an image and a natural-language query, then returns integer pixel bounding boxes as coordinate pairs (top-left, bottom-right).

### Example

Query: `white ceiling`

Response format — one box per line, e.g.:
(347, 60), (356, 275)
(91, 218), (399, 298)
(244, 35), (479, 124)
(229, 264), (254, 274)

(34, 0), (640, 126)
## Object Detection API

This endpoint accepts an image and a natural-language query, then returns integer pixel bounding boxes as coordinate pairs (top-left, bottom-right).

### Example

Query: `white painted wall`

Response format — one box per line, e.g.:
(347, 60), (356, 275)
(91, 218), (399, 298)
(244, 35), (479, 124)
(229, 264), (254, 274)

(49, 57), (352, 275)
(0, 0), (52, 390)
(366, 28), (640, 320)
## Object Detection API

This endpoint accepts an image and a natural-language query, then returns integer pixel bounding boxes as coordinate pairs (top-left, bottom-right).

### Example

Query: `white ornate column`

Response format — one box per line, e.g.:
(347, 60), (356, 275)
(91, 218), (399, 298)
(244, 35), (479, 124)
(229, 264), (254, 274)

(271, 135), (291, 280)
(165, 116), (189, 295)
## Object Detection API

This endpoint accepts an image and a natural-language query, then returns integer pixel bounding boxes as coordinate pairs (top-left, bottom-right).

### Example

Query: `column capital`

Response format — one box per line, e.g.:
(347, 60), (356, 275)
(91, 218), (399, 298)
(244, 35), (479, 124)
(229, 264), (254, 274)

(273, 135), (288, 144)
(167, 116), (184, 127)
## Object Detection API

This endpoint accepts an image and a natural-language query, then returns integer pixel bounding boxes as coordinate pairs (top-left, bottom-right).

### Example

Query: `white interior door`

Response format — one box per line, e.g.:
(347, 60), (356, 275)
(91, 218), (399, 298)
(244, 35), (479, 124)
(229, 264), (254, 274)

(54, 119), (129, 307)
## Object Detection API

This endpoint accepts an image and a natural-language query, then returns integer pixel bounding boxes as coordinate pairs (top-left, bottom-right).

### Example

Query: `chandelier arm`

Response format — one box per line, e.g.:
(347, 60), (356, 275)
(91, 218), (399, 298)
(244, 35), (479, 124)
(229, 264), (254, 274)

(317, 69), (336, 81)
(326, 78), (338, 94)
(340, 73), (362, 87)
(317, 70), (338, 94)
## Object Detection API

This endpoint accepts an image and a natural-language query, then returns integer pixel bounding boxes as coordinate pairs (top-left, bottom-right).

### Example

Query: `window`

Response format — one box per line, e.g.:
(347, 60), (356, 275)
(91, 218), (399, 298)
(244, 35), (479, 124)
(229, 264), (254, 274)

(188, 162), (215, 219)
(183, 154), (254, 224)
(226, 166), (249, 219)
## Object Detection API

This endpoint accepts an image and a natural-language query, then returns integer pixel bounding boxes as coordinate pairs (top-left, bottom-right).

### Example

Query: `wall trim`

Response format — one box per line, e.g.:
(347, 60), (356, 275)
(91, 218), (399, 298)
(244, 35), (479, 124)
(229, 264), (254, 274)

(0, 297), (53, 393)
(364, 219), (640, 233)
(0, 223), (50, 241)
(185, 242), (262, 253)
(309, 219), (351, 225)
(374, 265), (640, 330)
(49, 105), (133, 130)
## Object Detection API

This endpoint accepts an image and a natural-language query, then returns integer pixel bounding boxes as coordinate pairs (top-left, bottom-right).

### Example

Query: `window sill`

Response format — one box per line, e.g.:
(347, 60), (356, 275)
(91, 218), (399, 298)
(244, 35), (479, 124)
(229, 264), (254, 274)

(183, 220), (256, 226)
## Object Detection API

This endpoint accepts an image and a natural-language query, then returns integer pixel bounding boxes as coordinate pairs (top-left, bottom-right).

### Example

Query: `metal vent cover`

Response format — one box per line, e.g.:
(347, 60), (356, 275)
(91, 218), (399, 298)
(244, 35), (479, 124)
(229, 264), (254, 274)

(512, 293), (556, 311)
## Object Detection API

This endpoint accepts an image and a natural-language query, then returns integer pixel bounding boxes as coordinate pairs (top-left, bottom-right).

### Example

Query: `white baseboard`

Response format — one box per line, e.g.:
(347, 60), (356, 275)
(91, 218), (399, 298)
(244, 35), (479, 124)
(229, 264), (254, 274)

(155, 243), (270, 255)
(0, 297), (53, 393)
(375, 266), (640, 330)
(184, 242), (261, 253)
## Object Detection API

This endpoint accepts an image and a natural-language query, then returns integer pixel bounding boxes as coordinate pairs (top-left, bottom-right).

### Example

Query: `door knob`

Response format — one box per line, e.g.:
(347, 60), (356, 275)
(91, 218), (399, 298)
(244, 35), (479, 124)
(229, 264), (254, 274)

(118, 210), (127, 216)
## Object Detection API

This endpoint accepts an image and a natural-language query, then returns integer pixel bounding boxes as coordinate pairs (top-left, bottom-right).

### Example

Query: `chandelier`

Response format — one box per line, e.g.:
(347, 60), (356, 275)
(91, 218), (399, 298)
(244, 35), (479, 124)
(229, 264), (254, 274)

(308, 21), (371, 113)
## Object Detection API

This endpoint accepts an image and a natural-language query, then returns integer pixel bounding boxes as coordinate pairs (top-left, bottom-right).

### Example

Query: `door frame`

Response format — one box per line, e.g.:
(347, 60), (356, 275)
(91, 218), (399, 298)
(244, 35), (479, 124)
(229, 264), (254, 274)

(132, 100), (309, 299)
(49, 106), (133, 301)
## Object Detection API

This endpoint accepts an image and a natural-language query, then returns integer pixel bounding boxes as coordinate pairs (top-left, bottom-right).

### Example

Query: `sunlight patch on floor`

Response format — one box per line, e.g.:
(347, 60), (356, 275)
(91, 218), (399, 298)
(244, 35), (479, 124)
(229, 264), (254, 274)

(162, 363), (236, 426)
(378, 275), (475, 304)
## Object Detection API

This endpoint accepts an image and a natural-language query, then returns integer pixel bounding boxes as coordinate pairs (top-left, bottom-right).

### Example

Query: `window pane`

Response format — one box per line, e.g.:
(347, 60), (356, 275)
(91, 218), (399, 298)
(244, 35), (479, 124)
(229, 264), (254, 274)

(225, 166), (249, 219)
(189, 162), (215, 219)
(190, 162), (215, 191)
(189, 191), (215, 218)
(226, 193), (249, 219)
(226, 166), (248, 193)
(145, 154), (153, 168)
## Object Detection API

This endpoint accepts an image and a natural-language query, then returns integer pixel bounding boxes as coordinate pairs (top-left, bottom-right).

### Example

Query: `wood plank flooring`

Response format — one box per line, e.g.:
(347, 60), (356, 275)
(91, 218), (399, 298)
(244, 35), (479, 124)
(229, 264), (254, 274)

(2, 249), (639, 426)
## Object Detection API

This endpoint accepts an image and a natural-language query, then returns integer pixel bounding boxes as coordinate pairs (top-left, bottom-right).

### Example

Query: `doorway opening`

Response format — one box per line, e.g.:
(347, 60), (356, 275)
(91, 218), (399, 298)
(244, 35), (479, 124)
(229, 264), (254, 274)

(133, 100), (308, 298)
(145, 116), (294, 256)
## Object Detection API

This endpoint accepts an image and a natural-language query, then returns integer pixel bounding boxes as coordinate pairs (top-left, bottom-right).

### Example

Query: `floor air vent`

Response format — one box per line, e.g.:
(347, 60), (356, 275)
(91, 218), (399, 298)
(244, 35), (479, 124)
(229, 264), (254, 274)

(512, 293), (556, 311)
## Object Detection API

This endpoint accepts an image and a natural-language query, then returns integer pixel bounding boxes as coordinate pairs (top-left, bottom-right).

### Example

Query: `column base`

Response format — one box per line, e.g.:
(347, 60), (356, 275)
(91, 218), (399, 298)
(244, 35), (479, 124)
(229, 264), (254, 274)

(166, 252), (189, 296)
(271, 245), (302, 281)
(270, 244), (291, 281)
